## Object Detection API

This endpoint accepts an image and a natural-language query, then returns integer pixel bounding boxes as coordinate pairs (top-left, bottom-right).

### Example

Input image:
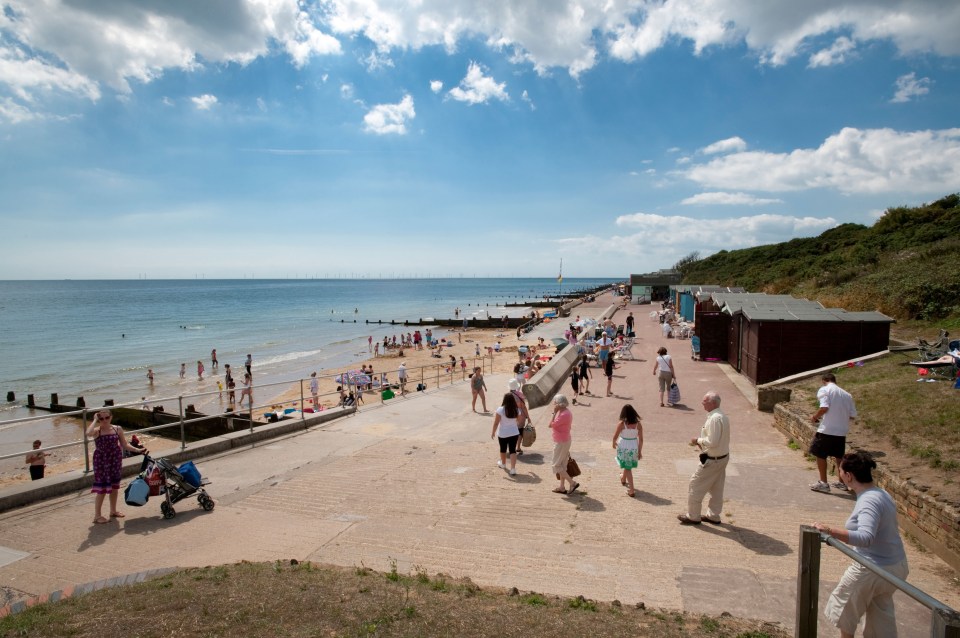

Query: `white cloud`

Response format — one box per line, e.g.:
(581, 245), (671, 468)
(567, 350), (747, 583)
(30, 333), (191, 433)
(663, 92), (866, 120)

(521, 89), (535, 110)
(556, 210), (838, 263)
(701, 136), (747, 155)
(161, 96), (174, 107)
(447, 62), (508, 105)
(256, 97), (267, 112)
(891, 72), (932, 103)
(430, 80), (443, 93)
(807, 36), (857, 68)
(191, 94), (218, 110)
(363, 94), (415, 135)
(1, 0), (958, 112)
(0, 96), (39, 123)
(681, 192), (783, 206)
(340, 83), (355, 99)
(606, 1), (960, 67)
(0, 0), (341, 98)
(614, 211), (836, 248)
(0, 44), (100, 102)
(685, 127), (960, 194)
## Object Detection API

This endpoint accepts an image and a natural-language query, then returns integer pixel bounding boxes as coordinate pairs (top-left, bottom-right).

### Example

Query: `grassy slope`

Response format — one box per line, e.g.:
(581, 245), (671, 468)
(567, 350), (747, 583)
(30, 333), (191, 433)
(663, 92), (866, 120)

(0, 562), (787, 638)
(681, 194), (960, 321)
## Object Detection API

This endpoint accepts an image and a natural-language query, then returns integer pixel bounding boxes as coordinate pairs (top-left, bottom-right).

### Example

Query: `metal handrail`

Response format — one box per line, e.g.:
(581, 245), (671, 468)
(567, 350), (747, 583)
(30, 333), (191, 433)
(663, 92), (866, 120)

(0, 355), (495, 470)
(796, 525), (960, 637)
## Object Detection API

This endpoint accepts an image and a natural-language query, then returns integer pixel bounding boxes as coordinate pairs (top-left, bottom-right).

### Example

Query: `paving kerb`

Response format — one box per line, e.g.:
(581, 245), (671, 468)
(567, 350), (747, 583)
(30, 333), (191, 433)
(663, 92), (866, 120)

(0, 293), (956, 636)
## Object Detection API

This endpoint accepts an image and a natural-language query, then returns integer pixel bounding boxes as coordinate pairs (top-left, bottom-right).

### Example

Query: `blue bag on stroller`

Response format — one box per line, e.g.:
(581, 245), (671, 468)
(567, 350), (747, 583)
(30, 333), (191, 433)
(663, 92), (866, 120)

(124, 477), (150, 507)
(177, 461), (202, 488)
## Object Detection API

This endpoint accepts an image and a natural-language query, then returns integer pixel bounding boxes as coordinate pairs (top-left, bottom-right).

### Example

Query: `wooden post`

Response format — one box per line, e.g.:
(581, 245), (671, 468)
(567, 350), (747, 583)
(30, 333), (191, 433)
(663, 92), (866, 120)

(796, 525), (821, 638)
(931, 608), (960, 638)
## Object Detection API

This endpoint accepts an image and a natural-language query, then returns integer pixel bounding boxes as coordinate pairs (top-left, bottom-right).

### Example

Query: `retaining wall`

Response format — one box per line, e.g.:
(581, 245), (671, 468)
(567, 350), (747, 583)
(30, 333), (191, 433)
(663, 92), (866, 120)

(773, 402), (960, 572)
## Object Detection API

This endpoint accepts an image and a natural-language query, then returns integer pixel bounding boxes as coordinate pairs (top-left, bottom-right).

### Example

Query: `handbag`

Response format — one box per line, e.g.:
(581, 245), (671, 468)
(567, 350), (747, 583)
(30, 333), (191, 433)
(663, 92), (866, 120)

(521, 424), (536, 447)
(668, 381), (681, 405)
(124, 477), (150, 507)
(566, 456), (581, 478)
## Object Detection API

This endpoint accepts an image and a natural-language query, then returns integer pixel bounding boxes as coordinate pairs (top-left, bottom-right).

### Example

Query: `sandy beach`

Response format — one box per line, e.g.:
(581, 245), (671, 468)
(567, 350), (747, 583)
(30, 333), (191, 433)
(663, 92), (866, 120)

(0, 318), (572, 488)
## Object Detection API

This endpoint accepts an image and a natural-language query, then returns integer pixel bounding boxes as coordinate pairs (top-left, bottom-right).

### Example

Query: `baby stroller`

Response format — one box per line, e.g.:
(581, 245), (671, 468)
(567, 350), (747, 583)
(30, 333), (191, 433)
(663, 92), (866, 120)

(140, 455), (215, 519)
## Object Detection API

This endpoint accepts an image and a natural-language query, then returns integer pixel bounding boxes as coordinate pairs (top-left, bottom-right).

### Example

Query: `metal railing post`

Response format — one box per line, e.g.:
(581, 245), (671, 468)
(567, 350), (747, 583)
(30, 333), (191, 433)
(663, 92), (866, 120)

(300, 379), (305, 420)
(796, 525), (821, 638)
(81, 408), (91, 473)
(248, 384), (254, 432)
(178, 396), (186, 450)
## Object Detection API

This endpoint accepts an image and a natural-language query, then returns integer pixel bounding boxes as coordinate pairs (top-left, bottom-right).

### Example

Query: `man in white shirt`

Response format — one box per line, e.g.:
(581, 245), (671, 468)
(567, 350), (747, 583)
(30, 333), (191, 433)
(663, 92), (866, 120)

(809, 373), (858, 493)
(678, 391), (731, 525)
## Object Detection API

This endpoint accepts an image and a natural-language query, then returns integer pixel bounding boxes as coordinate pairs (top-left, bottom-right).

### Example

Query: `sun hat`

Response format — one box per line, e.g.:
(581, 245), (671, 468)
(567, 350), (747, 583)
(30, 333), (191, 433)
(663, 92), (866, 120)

(507, 379), (521, 391)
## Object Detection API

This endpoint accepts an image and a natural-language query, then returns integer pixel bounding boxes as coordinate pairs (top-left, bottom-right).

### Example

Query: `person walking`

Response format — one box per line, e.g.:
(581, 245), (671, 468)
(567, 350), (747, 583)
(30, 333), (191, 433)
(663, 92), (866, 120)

(86, 410), (146, 524)
(809, 373), (858, 493)
(549, 394), (578, 495)
(491, 393), (522, 476)
(652, 347), (676, 407)
(604, 350), (615, 397)
(197, 360), (204, 380)
(678, 391), (730, 525)
(245, 354), (253, 376)
(625, 312), (635, 336)
(179, 363), (186, 379)
(470, 367), (488, 412)
(578, 354), (592, 395)
(569, 366), (581, 404)
(612, 405), (643, 497)
(507, 379), (530, 456)
(211, 348), (218, 369)
(238, 373), (253, 407)
(813, 451), (908, 638)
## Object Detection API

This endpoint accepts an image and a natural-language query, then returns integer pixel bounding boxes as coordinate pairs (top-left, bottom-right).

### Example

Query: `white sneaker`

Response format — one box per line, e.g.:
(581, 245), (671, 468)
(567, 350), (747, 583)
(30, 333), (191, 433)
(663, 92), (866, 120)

(831, 481), (849, 491)
(509, 468), (516, 476)
(809, 481), (830, 493)
(497, 461), (506, 469)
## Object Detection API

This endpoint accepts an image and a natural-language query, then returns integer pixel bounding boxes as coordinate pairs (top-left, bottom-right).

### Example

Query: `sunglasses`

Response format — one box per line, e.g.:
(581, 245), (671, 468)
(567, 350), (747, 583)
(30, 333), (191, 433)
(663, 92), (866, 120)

(97, 415), (111, 421)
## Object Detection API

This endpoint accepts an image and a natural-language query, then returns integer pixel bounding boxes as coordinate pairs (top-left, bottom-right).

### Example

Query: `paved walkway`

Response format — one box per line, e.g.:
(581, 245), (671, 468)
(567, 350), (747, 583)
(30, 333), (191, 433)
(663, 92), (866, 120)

(0, 293), (956, 635)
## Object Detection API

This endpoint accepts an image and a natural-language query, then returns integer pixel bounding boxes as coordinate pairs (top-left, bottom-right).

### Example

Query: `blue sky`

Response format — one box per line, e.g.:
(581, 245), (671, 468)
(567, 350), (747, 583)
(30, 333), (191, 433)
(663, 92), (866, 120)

(1, 0), (958, 279)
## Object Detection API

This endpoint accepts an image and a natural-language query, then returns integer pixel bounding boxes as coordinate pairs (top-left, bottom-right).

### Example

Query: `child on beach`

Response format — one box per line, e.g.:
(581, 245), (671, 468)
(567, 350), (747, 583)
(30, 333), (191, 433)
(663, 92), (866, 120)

(197, 360), (205, 380)
(612, 404), (643, 497)
(216, 380), (224, 399)
(179, 363), (186, 379)
(26, 440), (47, 480)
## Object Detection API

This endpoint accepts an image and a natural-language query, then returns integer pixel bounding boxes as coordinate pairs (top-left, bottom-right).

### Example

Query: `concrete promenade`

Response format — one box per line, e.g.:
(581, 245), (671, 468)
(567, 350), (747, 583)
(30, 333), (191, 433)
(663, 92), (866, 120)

(0, 292), (957, 635)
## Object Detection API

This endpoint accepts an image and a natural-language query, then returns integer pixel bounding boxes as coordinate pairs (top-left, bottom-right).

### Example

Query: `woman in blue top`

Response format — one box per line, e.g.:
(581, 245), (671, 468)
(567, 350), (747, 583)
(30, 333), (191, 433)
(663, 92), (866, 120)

(813, 451), (908, 638)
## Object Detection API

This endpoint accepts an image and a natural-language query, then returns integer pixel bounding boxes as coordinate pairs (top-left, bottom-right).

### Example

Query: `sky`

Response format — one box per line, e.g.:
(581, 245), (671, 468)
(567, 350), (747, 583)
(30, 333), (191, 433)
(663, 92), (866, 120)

(1, 0), (959, 280)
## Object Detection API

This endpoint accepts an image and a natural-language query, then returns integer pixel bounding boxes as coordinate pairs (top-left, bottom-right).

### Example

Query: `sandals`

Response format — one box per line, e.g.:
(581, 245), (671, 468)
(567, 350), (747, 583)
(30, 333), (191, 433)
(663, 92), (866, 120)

(626, 490), (635, 497)
(93, 517), (109, 524)
(110, 512), (125, 518)
(552, 487), (567, 494)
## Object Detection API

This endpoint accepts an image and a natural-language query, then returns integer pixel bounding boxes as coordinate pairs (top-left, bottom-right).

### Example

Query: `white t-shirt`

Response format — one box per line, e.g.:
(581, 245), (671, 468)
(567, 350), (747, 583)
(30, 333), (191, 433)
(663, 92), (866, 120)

(816, 382), (857, 436)
(662, 322), (672, 337)
(398, 365), (407, 380)
(656, 354), (673, 373)
(310, 377), (319, 394)
(495, 406), (520, 438)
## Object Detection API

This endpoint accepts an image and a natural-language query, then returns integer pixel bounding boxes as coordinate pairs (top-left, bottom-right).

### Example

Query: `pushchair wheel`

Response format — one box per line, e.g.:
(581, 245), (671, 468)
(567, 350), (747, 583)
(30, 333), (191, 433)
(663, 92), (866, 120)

(161, 502), (176, 519)
(199, 495), (215, 512)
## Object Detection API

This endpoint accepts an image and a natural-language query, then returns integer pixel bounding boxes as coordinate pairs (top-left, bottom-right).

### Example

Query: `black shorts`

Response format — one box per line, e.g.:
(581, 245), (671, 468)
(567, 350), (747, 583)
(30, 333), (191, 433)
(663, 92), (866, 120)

(29, 465), (45, 480)
(809, 432), (846, 460)
(498, 435), (519, 454)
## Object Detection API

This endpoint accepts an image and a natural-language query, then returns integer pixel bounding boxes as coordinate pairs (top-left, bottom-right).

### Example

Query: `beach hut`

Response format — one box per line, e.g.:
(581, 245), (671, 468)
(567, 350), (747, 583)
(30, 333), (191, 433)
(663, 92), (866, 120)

(704, 293), (893, 384)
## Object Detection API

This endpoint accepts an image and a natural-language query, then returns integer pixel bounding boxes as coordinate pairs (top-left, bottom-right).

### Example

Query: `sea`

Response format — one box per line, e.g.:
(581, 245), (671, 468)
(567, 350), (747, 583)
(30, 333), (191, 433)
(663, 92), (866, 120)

(0, 278), (614, 463)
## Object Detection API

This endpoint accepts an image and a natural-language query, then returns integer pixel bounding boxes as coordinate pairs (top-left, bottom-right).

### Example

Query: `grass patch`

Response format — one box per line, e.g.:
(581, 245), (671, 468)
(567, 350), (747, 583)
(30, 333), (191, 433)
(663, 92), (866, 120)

(0, 562), (790, 638)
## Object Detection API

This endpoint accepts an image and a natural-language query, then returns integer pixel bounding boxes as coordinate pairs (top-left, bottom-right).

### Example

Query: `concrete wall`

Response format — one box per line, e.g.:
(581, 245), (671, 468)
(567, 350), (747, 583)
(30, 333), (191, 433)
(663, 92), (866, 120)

(520, 302), (619, 409)
(772, 403), (960, 572)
